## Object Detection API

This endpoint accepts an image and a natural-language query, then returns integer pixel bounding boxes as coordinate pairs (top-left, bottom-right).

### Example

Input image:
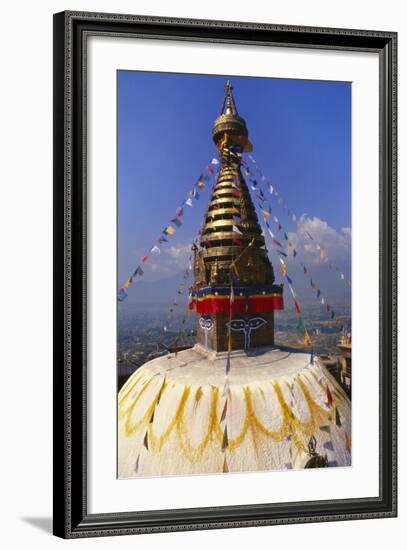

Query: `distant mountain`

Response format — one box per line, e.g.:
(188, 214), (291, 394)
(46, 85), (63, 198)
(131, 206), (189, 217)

(119, 261), (350, 317)
(119, 271), (190, 313)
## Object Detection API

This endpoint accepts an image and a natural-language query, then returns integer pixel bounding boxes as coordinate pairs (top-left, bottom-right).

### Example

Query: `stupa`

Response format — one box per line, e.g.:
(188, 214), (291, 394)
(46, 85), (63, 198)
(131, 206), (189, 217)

(118, 82), (351, 478)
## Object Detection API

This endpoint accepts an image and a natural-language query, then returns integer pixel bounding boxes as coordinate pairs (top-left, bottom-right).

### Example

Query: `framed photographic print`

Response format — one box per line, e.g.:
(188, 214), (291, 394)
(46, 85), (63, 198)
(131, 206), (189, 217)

(53, 11), (397, 538)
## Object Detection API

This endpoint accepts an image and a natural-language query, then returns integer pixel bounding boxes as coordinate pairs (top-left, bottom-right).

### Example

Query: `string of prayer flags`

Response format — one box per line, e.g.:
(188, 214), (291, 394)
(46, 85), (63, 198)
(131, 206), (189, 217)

(246, 153), (351, 288)
(288, 284), (296, 299)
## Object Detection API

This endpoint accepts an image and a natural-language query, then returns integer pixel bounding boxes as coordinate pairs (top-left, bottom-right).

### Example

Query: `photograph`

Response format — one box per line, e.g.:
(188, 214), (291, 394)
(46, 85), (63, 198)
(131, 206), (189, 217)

(116, 72), (352, 479)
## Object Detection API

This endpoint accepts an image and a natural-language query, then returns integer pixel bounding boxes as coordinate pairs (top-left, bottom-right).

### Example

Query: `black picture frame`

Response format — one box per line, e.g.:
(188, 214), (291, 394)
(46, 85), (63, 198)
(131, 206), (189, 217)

(53, 10), (397, 539)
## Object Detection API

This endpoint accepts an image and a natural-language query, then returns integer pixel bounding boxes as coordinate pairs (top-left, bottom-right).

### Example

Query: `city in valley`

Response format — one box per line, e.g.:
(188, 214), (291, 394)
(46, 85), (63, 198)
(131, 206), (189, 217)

(117, 298), (351, 394)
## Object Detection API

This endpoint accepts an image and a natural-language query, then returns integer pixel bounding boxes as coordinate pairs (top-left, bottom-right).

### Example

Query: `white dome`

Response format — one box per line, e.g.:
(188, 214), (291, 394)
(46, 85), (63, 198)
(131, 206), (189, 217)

(118, 345), (351, 478)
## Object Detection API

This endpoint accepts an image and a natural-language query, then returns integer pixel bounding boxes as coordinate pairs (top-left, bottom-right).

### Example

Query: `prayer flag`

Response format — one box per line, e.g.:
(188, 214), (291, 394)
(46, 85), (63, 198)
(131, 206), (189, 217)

(163, 225), (176, 235)
(303, 328), (311, 346)
(221, 425), (229, 451)
(294, 300), (302, 315)
(185, 198), (193, 207)
(269, 184), (274, 194)
(134, 266), (144, 276)
(171, 217), (182, 228)
(207, 166), (215, 174)
(157, 236), (168, 244)
(232, 238), (242, 246)
(286, 274), (293, 285)
(151, 245), (160, 254)
(176, 207), (184, 217)
(232, 225), (243, 235)
(123, 276), (132, 290)
(118, 288), (128, 302)
(293, 249), (297, 257)
(222, 456), (229, 473)
(196, 179), (205, 189)
(272, 238), (282, 247)
(143, 430), (149, 451)
(278, 250), (287, 257)
(211, 158), (219, 165)
(262, 210), (270, 219)
(225, 353), (231, 375)
(220, 400), (228, 422)
(326, 385), (333, 407)
(142, 255), (149, 263)
(335, 407), (342, 427)
(288, 284), (296, 299)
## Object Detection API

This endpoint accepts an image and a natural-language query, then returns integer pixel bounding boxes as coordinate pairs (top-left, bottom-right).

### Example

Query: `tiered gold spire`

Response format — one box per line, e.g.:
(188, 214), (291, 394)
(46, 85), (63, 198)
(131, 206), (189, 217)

(192, 81), (283, 352)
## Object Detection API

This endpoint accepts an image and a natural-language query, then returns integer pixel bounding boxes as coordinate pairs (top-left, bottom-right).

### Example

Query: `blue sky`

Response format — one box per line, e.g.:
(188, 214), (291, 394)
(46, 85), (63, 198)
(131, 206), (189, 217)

(118, 71), (351, 292)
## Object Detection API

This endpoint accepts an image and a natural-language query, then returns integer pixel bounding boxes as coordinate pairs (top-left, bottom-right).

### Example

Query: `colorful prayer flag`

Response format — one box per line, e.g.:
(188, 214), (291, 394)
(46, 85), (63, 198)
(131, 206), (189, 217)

(118, 288), (128, 302)
(303, 328), (311, 346)
(171, 217), (182, 228)
(232, 225), (243, 235)
(163, 225), (176, 235)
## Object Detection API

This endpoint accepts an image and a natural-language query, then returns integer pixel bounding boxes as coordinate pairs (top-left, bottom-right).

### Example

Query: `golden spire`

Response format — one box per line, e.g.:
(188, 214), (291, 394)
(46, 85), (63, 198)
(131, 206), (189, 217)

(196, 81), (274, 287)
(191, 81), (283, 353)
